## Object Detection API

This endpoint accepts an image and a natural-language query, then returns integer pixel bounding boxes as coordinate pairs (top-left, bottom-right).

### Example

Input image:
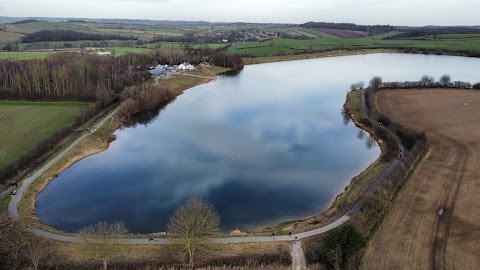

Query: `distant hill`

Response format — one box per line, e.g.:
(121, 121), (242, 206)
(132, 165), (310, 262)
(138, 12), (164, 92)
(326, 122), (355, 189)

(0, 16), (216, 26)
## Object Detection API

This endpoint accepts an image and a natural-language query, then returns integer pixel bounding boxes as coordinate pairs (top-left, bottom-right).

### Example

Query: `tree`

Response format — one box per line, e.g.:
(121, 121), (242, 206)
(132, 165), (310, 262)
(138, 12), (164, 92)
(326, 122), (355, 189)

(168, 197), (220, 268)
(0, 220), (29, 269)
(420, 75), (435, 87)
(79, 221), (127, 270)
(440, 74), (451, 87)
(369, 76), (383, 90)
(318, 224), (366, 269)
(26, 237), (51, 270)
(357, 81), (365, 89)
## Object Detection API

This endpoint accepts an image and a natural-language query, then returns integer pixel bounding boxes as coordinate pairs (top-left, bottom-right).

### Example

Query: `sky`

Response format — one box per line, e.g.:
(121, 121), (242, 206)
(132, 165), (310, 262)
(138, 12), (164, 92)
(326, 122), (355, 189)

(1, 0), (479, 26)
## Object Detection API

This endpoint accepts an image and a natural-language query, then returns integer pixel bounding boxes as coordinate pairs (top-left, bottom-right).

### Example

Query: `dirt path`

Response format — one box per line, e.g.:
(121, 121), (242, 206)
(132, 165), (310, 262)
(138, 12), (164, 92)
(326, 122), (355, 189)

(290, 241), (307, 270)
(364, 89), (480, 270)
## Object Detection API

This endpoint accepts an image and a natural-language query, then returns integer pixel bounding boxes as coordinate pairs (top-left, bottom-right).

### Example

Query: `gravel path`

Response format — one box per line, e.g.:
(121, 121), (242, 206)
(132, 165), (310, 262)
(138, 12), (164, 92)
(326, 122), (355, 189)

(290, 241), (307, 270)
(9, 91), (404, 255)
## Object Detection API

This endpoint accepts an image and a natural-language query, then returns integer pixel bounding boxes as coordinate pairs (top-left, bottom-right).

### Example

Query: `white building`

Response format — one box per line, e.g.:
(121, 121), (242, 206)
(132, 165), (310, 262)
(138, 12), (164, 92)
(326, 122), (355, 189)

(178, 62), (195, 71)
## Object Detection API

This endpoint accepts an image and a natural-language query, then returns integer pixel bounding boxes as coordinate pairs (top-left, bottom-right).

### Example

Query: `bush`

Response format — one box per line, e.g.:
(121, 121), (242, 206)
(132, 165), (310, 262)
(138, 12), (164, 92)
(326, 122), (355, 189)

(316, 224), (366, 269)
(378, 115), (392, 127)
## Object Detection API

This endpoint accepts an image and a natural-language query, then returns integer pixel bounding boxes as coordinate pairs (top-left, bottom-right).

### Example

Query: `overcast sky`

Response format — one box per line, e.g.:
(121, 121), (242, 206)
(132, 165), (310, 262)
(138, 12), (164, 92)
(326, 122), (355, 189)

(1, 0), (479, 26)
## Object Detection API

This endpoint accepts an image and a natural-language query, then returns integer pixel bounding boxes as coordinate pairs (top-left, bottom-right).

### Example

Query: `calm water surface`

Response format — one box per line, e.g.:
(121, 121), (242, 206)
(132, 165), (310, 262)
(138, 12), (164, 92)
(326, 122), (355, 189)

(36, 53), (480, 233)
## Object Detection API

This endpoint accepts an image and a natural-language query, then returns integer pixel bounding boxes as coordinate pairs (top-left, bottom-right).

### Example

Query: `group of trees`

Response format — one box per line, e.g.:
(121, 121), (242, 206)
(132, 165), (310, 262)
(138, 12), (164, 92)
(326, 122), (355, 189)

(0, 221), (55, 270)
(20, 30), (137, 43)
(116, 84), (176, 121)
(378, 74), (480, 90)
(301, 22), (395, 35)
(0, 53), (150, 101)
(306, 224), (366, 269)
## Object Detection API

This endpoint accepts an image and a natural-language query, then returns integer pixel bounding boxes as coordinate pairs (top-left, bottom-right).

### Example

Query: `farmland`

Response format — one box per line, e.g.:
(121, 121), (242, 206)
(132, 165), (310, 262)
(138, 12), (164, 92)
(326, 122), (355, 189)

(0, 51), (50, 60)
(2, 20), (480, 62)
(228, 37), (480, 57)
(365, 89), (480, 269)
(0, 102), (90, 167)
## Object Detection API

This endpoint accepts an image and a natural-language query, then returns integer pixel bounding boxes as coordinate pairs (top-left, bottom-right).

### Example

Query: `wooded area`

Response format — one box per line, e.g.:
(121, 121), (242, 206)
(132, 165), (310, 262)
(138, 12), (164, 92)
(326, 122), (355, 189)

(20, 30), (137, 43)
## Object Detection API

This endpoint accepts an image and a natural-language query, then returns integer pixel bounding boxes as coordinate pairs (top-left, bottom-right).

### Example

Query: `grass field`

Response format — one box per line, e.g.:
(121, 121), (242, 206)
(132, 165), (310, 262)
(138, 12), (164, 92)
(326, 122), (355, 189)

(106, 47), (153, 55)
(365, 89), (480, 269)
(0, 31), (23, 44)
(10, 21), (90, 34)
(0, 102), (90, 167)
(0, 51), (51, 60)
(228, 37), (480, 57)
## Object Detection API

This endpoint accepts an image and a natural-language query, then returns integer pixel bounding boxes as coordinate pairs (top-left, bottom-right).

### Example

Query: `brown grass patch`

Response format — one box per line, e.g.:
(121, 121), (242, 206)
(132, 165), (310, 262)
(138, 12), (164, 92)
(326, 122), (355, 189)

(364, 89), (480, 269)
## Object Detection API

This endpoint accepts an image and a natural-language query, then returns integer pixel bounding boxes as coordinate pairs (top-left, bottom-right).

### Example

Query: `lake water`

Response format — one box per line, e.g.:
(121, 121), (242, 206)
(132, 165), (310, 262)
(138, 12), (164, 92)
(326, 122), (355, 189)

(35, 53), (480, 234)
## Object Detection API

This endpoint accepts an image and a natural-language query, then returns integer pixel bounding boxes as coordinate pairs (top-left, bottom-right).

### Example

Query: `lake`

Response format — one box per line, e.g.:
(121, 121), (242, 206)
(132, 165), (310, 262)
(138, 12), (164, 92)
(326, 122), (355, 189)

(35, 53), (480, 234)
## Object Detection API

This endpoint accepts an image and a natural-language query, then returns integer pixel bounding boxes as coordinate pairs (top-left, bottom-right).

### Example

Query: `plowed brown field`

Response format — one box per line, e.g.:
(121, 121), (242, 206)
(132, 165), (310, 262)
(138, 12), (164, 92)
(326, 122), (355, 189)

(364, 89), (480, 270)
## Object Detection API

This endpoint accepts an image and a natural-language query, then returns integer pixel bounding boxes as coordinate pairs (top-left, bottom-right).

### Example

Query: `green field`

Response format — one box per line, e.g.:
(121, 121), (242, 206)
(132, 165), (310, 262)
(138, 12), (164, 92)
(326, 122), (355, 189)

(10, 21), (90, 34)
(0, 102), (90, 167)
(107, 47), (153, 55)
(0, 51), (51, 60)
(228, 37), (480, 57)
(0, 31), (24, 44)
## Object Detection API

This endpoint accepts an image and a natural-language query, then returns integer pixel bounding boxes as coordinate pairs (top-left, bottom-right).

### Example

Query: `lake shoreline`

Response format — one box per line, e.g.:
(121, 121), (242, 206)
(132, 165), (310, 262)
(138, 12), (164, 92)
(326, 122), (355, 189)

(23, 72), (385, 237)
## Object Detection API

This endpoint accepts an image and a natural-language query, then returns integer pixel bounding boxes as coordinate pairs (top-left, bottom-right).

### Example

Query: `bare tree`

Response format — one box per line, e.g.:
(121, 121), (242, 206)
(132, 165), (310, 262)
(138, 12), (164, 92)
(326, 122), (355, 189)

(26, 237), (51, 270)
(79, 221), (127, 270)
(369, 76), (383, 90)
(0, 220), (28, 269)
(168, 197), (220, 268)
(420, 75), (435, 87)
(357, 81), (365, 89)
(440, 74), (451, 87)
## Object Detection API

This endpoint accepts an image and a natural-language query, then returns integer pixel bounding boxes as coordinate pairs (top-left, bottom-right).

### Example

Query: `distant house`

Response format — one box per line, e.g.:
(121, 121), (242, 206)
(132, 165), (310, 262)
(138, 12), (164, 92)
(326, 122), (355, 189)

(178, 62), (195, 71)
(148, 67), (167, 78)
(96, 51), (112, 55)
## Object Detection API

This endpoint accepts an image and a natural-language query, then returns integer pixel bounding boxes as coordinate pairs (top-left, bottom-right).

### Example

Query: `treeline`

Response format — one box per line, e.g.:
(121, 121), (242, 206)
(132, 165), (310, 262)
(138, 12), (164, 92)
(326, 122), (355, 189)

(387, 27), (480, 39)
(364, 76), (427, 151)
(10, 19), (42, 24)
(370, 74), (480, 90)
(20, 29), (137, 43)
(0, 54), (150, 101)
(301, 22), (394, 35)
